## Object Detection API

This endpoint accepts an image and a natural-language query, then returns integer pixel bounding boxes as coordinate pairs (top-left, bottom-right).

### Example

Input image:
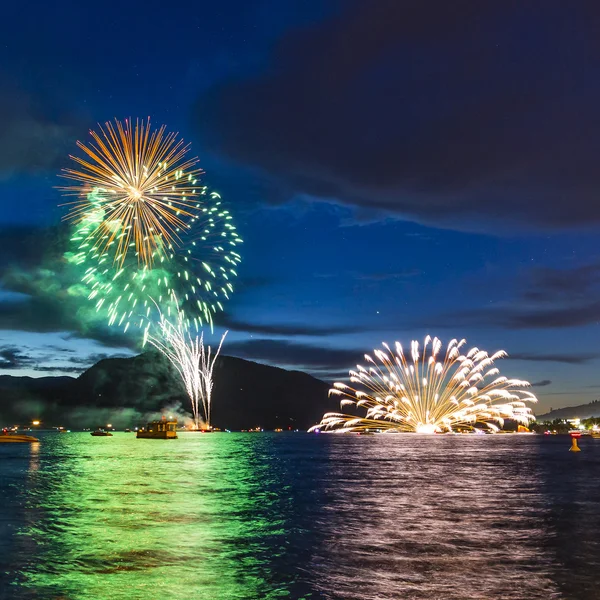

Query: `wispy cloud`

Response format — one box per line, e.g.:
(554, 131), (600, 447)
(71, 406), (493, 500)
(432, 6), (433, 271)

(193, 2), (600, 232)
(218, 314), (365, 337)
(0, 345), (34, 369)
(225, 338), (362, 371)
(428, 263), (600, 330)
(531, 380), (552, 387)
(509, 352), (600, 365)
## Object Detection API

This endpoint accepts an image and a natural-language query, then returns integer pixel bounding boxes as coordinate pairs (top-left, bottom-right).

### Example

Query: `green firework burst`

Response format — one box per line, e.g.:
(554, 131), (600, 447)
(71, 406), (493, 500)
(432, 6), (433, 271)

(66, 188), (242, 337)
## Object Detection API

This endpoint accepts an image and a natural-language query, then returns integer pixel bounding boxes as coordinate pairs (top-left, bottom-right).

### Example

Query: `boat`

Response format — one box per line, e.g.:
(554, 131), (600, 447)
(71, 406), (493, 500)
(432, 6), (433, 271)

(90, 430), (113, 437)
(591, 431), (600, 439)
(136, 418), (178, 439)
(0, 433), (39, 443)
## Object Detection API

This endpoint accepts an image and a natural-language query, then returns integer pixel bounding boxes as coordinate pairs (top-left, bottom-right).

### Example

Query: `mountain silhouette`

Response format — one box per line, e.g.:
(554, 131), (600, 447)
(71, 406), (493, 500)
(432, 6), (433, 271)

(536, 400), (600, 421)
(0, 351), (332, 430)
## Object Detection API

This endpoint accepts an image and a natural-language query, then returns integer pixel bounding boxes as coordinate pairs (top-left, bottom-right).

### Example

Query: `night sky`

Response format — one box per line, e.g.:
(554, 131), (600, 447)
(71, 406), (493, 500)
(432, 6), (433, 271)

(1, 0), (600, 413)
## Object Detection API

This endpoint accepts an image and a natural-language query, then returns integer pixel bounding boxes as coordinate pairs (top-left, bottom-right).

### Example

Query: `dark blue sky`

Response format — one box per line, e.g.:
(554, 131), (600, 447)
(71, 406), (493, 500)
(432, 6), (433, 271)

(1, 0), (600, 413)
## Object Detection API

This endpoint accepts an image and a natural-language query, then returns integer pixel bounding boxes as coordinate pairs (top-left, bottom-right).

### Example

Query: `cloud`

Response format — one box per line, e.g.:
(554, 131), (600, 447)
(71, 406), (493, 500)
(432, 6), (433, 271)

(218, 314), (365, 337)
(225, 339), (362, 371)
(31, 352), (132, 375)
(531, 380), (552, 387)
(431, 263), (600, 330)
(0, 291), (134, 349)
(33, 365), (86, 374)
(0, 345), (34, 369)
(509, 353), (600, 365)
(0, 226), (63, 271)
(68, 352), (129, 366)
(0, 342), (131, 375)
(520, 263), (600, 301)
(452, 301), (600, 330)
(0, 225), (139, 350)
(193, 1), (600, 232)
(44, 345), (77, 354)
(0, 81), (82, 178)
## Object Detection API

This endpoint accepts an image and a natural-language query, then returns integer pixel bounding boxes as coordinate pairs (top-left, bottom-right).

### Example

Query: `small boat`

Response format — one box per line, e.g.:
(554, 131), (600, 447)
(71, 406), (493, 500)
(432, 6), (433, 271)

(136, 418), (178, 439)
(91, 430), (113, 437)
(0, 433), (39, 443)
(124, 428), (131, 433)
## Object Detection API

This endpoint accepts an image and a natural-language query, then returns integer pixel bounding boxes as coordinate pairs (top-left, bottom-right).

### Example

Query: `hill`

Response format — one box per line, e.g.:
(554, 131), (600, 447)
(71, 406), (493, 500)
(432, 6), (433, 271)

(0, 352), (332, 430)
(536, 400), (600, 421)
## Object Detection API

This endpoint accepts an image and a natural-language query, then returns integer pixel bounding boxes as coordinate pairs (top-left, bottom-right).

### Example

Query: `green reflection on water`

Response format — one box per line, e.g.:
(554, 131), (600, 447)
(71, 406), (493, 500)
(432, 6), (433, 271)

(15, 433), (307, 600)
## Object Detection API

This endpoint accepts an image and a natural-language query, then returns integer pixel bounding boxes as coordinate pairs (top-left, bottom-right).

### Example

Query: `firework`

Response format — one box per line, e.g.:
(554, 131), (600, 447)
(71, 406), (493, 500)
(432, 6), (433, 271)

(60, 118), (203, 266)
(311, 336), (537, 434)
(146, 301), (227, 429)
(66, 189), (242, 334)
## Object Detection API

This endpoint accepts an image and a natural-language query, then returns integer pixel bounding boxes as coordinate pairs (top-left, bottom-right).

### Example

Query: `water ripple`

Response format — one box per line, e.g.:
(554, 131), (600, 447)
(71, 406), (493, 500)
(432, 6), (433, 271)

(0, 433), (598, 599)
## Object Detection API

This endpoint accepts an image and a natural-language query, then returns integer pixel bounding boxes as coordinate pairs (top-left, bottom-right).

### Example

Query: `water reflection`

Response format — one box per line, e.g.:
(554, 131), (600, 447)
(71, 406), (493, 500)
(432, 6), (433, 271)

(311, 435), (600, 600)
(28, 442), (40, 473)
(0, 442), (40, 579)
(13, 433), (311, 599)
(535, 437), (600, 598)
(2, 433), (600, 599)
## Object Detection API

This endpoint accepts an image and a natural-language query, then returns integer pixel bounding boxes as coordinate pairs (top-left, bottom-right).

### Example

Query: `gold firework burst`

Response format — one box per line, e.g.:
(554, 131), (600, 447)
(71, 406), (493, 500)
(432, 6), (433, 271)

(60, 118), (203, 265)
(311, 336), (537, 434)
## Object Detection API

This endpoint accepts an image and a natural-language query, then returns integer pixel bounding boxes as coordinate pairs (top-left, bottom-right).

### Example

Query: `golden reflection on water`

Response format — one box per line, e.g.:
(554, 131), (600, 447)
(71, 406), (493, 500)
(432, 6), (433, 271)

(28, 442), (40, 472)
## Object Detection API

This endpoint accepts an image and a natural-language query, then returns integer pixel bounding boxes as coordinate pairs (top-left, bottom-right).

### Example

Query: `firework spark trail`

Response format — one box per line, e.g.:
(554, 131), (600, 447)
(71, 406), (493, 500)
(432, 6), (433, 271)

(310, 336), (537, 433)
(66, 189), (242, 334)
(198, 325), (226, 429)
(60, 118), (203, 266)
(146, 299), (227, 429)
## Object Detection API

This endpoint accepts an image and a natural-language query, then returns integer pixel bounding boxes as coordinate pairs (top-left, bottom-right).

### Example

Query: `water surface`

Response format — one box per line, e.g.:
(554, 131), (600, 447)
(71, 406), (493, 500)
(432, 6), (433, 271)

(1, 433), (599, 599)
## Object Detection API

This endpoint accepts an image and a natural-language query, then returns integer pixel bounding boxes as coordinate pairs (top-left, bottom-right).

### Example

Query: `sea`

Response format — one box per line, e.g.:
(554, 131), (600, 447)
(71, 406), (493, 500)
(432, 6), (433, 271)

(0, 433), (599, 600)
